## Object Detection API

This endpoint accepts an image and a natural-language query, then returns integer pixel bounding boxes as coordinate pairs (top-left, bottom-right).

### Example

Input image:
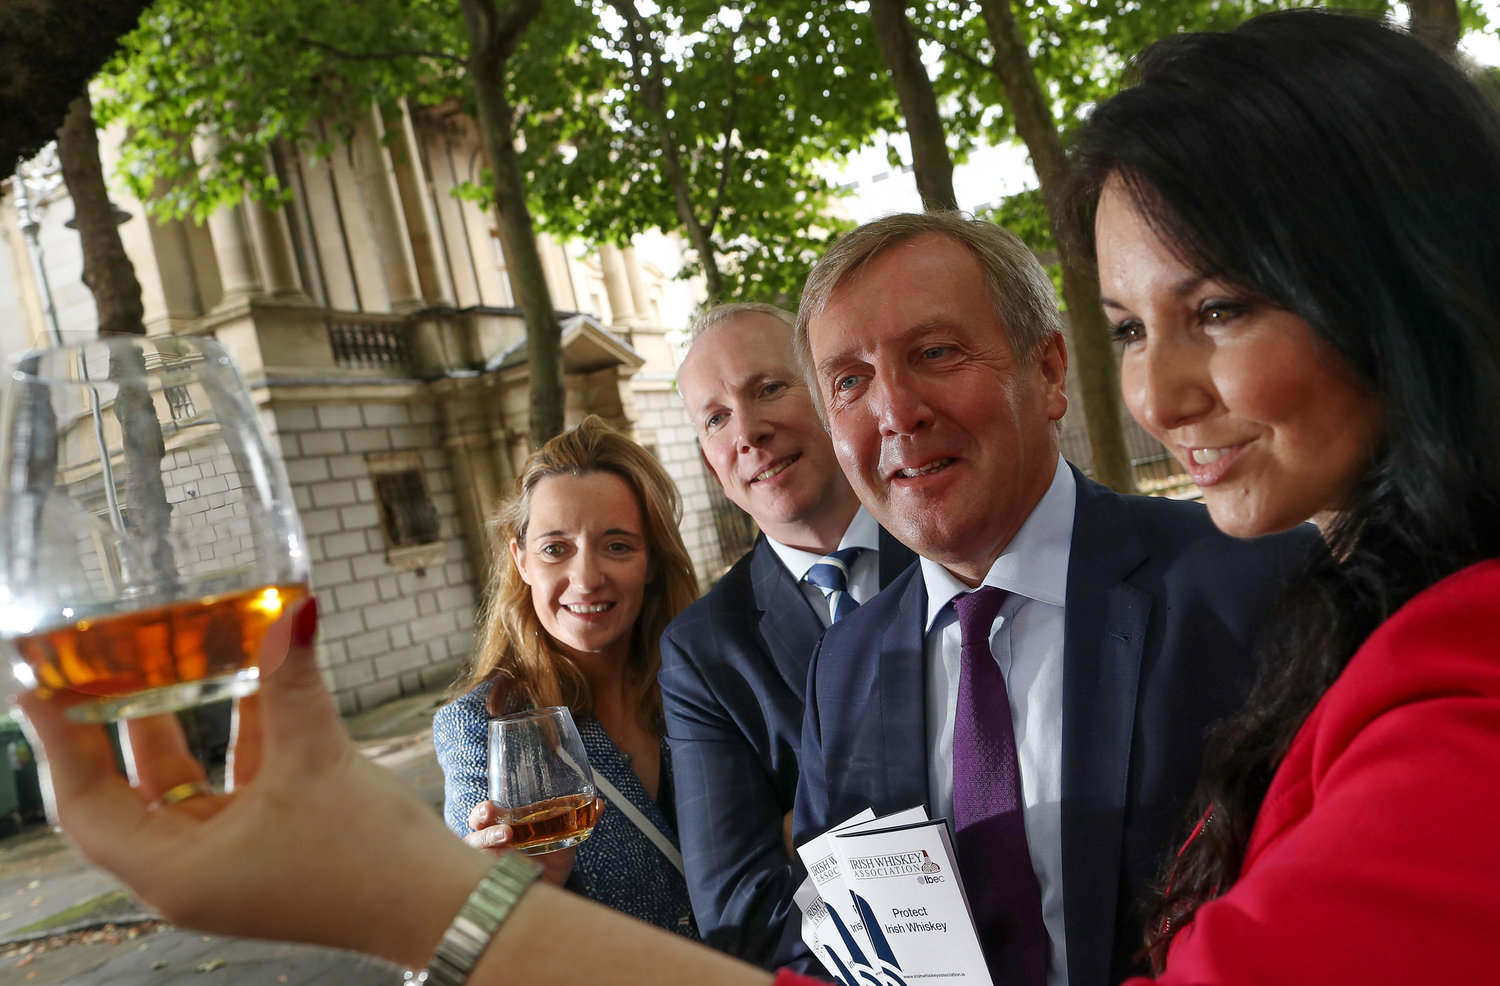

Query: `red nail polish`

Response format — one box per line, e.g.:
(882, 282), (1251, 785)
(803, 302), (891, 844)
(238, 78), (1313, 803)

(291, 596), (319, 647)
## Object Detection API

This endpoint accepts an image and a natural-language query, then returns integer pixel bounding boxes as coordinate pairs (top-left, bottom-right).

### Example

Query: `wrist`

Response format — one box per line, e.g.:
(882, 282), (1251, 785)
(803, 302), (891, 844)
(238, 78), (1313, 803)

(384, 838), (494, 969)
(404, 852), (544, 984)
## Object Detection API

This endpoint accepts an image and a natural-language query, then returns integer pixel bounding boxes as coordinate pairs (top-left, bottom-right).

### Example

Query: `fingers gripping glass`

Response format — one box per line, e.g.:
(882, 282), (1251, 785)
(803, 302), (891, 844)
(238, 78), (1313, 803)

(488, 706), (601, 855)
(0, 336), (309, 722)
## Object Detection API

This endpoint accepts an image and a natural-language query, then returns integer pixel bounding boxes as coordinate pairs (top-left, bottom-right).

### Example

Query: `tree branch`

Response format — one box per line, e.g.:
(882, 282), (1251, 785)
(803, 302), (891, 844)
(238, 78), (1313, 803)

(606, 0), (724, 299)
(705, 27), (743, 237)
(493, 0), (543, 61)
(288, 34), (466, 68)
(910, 24), (994, 76)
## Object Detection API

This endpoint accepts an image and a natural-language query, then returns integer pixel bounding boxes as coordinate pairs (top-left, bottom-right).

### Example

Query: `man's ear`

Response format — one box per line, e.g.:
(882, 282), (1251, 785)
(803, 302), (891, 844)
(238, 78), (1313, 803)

(1038, 333), (1069, 422)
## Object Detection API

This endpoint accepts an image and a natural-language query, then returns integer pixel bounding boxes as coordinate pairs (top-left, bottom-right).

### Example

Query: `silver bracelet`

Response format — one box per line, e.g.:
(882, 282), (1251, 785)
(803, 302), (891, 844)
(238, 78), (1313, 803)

(404, 853), (544, 986)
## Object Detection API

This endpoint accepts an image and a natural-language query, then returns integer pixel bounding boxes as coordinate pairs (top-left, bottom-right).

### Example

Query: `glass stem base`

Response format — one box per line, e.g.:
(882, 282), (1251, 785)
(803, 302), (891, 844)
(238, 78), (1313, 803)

(63, 669), (262, 722)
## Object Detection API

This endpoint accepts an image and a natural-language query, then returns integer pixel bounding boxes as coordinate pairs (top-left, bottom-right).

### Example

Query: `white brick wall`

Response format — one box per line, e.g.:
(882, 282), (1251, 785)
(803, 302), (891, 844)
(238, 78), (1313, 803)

(273, 399), (478, 715)
(632, 386), (744, 590)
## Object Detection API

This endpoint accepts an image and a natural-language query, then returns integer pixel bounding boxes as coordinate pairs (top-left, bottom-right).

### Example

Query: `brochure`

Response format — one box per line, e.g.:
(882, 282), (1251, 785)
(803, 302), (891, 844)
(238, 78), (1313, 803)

(795, 806), (934, 986)
(795, 808), (877, 984)
(829, 817), (992, 986)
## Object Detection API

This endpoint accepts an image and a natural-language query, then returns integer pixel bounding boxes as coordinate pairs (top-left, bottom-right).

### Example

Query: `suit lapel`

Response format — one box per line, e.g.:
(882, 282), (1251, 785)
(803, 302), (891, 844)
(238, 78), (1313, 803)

(750, 537), (826, 699)
(876, 570), (931, 811)
(1060, 471), (1151, 986)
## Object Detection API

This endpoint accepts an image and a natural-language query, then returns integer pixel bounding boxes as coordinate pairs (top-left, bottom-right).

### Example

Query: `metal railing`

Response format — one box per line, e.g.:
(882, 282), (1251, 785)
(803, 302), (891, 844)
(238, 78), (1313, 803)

(326, 316), (415, 371)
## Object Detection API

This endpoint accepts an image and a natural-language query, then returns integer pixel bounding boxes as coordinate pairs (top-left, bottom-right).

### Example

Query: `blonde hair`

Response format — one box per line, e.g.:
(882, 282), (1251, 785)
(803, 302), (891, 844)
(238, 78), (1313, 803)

(793, 212), (1062, 409)
(461, 415), (699, 733)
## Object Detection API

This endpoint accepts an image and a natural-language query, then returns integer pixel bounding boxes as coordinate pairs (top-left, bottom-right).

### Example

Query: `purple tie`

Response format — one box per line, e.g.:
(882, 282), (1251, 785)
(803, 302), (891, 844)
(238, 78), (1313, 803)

(951, 587), (1047, 986)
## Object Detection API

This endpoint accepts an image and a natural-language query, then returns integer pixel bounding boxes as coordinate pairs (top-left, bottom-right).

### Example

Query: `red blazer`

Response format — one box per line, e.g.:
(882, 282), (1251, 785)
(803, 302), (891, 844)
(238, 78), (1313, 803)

(775, 560), (1500, 986)
(1132, 559), (1500, 985)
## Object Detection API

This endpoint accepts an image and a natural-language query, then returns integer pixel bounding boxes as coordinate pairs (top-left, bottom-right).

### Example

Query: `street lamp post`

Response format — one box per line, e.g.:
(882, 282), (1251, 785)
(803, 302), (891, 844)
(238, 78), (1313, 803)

(11, 148), (67, 348)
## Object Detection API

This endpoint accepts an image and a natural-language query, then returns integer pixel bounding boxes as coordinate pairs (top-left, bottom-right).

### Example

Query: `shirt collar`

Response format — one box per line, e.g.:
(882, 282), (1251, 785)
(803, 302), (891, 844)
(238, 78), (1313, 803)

(920, 454), (1076, 632)
(766, 506), (881, 582)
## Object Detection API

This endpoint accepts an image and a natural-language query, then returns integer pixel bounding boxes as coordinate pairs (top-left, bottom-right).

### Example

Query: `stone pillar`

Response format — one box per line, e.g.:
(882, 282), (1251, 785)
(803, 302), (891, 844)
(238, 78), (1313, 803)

(243, 185), (307, 300)
(1, 199), (49, 351)
(205, 205), (262, 307)
(622, 245), (654, 328)
(440, 392), (508, 589)
(599, 243), (635, 325)
(386, 102), (455, 305)
(352, 106), (424, 312)
(536, 233), (578, 311)
(194, 136), (263, 309)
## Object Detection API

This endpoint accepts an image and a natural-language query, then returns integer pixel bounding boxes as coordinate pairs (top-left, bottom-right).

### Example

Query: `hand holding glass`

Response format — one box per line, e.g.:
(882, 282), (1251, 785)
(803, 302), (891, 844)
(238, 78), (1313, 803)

(0, 336), (308, 722)
(488, 706), (601, 854)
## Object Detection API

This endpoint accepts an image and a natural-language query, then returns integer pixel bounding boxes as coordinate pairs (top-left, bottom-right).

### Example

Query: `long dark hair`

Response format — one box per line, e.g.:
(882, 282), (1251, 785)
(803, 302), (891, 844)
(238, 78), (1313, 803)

(1068, 9), (1500, 968)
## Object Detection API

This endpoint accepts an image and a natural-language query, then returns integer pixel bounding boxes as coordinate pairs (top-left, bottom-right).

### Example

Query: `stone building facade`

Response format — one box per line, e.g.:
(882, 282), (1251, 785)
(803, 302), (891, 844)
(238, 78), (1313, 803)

(2, 102), (750, 714)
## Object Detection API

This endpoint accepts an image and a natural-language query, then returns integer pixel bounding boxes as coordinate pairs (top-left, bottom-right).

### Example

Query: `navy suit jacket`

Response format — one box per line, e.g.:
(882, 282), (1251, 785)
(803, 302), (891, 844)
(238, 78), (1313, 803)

(660, 528), (916, 966)
(787, 468), (1319, 986)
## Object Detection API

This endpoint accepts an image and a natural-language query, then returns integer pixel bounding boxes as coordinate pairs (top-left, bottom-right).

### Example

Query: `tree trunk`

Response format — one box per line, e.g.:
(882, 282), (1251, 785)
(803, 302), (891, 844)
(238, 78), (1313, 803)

(460, 0), (564, 447)
(608, 0), (725, 301)
(1409, 0), (1461, 52)
(868, 0), (958, 212)
(56, 90), (144, 337)
(976, 0), (1136, 492)
(110, 343), (179, 584)
(55, 91), (179, 581)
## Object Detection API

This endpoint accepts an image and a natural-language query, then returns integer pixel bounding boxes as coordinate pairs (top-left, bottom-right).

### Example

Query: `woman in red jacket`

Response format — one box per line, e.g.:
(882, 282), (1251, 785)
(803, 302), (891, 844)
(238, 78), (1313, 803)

(1068, 10), (1500, 982)
(18, 10), (1500, 986)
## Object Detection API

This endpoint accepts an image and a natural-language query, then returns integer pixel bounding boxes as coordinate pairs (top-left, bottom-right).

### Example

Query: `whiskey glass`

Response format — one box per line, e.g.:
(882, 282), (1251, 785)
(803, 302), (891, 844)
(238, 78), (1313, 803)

(0, 335), (309, 722)
(487, 706), (601, 854)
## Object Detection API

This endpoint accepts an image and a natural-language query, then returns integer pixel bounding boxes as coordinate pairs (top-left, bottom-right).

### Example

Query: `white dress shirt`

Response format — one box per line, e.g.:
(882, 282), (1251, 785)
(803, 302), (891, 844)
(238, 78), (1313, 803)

(765, 507), (882, 628)
(922, 454), (1075, 986)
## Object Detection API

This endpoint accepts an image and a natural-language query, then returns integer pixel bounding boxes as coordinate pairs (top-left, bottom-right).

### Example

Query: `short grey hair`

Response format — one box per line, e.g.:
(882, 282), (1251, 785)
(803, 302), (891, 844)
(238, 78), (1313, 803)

(687, 302), (795, 343)
(678, 302), (797, 390)
(793, 212), (1063, 395)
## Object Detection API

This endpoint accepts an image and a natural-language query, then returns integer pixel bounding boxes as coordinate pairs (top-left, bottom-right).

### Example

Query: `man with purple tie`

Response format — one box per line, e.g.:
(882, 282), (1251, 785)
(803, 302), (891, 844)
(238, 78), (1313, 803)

(780, 213), (1316, 986)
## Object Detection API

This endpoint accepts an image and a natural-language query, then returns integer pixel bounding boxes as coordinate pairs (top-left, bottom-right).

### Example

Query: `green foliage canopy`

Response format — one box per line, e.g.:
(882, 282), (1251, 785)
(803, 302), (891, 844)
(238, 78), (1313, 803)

(517, 0), (902, 304)
(94, 0), (591, 223)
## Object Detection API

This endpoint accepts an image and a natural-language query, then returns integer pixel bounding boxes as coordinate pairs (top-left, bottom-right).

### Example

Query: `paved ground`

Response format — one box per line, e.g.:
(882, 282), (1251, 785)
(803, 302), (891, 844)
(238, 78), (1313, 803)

(0, 686), (450, 985)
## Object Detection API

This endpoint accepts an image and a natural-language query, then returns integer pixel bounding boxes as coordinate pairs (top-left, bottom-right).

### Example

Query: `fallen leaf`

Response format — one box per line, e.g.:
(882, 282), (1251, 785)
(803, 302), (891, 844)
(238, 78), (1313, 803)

(195, 958), (226, 972)
(24, 881), (38, 890)
(151, 960), (168, 970)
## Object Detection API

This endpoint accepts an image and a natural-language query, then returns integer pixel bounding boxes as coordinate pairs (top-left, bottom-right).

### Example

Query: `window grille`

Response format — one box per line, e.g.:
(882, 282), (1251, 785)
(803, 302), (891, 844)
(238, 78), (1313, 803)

(374, 469), (441, 548)
(164, 384), (196, 422)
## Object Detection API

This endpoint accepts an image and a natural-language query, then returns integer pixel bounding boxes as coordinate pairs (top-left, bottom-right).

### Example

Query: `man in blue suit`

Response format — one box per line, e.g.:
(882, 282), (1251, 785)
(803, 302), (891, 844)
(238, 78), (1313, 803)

(662, 303), (915, 965)
(783, 214), (1317, 986)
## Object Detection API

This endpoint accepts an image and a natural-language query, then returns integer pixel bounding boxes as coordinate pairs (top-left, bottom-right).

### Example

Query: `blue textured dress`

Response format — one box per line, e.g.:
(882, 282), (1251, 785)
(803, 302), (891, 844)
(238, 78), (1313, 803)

(432, 682), (699, 939)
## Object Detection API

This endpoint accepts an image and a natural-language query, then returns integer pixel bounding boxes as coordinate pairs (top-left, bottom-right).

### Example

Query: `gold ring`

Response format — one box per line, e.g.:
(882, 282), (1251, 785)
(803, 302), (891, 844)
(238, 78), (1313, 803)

(153, 780), (213, 809)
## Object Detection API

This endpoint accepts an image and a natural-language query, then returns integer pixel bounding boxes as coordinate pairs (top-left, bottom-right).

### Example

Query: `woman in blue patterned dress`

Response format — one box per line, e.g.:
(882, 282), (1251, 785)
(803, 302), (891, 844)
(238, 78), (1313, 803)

(433, 415), (700, 937)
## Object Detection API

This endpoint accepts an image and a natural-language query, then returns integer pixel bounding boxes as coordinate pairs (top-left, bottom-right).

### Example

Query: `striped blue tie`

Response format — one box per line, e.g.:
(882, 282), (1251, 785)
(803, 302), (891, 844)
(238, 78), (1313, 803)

(803, 547), (864, 623)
